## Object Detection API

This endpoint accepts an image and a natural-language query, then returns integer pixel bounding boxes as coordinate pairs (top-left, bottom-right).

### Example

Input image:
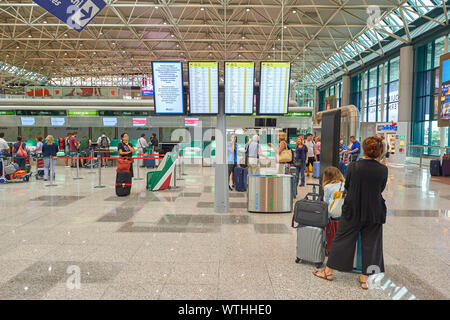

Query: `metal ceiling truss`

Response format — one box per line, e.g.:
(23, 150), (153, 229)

(0, 0), (448, 89)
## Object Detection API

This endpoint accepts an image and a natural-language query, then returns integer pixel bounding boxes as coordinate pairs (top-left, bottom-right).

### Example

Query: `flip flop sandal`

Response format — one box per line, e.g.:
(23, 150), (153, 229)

(358, 275), (368, 290)
(313, 269), (333, 281)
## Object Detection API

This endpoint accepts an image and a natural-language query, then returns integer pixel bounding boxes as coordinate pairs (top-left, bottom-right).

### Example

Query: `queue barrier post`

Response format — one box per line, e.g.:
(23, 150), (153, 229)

(94, 153), (105, 189)
(73, 153), (83, 180)
(89, 149), (95, 174)
(134, 158), (143, 181)
(45, 157), (57, 187)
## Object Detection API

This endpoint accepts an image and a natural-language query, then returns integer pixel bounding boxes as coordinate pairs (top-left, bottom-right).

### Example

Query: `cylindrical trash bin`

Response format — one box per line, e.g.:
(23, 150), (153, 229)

(247, 174), (293, 213)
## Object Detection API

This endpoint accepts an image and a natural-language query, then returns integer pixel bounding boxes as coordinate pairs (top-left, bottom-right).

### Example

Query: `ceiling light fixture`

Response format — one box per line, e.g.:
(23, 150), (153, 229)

(200, 7), (205, 11)
(292, 10), (297, 14)
(246, 8), (250, 12)
(171, 34), (175, 38)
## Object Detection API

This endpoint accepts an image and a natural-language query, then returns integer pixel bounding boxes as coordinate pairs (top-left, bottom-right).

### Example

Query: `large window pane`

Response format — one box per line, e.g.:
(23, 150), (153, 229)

(368, 106), (376, 122)
(388, 102), (398, 122)
(389, 56), (400, 82)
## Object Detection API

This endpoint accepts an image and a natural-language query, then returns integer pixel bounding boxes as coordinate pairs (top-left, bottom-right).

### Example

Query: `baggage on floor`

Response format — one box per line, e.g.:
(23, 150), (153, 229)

(115, 171), (132, 197)
(144, 157), (155, 168)
(326, 218), (340, 254)
(234, 166), (248, 192)
(10, 170), (27, 180)
(292, 193), (328, 229)
(295, 225), (326, 268)
(292, 192), (328, 267)
(117, 157), (132, 173)
(4, 163), (19, 175)
(338, 161), (348, 178)
(36, 158), (44, 177)
(430, 159), (442, 176)
(442, 154), (450, 176)
(312, 161), (320, 178)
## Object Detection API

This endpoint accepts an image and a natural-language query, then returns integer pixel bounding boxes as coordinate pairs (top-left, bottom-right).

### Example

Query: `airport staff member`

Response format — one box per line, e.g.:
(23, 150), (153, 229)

(347, 136), (361, 163)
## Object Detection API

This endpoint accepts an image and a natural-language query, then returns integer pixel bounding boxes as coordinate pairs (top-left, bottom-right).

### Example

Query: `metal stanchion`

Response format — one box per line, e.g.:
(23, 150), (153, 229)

(171, 159), (180, 189)
(94, 153), (105, 188)
(181, 152), (186, 175)
(88, 149), (95, 174)
(177, 155), (184, 181)
(134, 158), (143, 181)
(46, 157), (57, 187)
(73, 153), (83, 180)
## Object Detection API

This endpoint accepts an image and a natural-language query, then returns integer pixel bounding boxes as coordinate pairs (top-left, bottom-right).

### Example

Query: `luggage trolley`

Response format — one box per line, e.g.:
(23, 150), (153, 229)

(0, 157), (32, 184)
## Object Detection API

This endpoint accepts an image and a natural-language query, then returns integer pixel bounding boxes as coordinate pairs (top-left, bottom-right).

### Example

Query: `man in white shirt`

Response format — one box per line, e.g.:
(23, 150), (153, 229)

(137, 134), (149, 167)
(305, 133), (315, 176)
(0, 132), (9, 154)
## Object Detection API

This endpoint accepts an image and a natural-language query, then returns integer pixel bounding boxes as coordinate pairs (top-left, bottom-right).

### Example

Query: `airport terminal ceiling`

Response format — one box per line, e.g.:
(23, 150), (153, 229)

(0, 0), (448, 92)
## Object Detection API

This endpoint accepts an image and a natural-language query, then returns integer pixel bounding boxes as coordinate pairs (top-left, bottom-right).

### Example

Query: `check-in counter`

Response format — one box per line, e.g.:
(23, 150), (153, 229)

(247, 174), (293, 213)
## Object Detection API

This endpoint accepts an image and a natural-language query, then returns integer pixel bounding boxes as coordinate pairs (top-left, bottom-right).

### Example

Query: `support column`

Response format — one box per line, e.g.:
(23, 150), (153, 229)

(341, 75), (350, 107)
(395, 45), (414, 165)
(380, 63), (385, 122)
(214, 89), (229, 213)
(361, 73), (366, 122)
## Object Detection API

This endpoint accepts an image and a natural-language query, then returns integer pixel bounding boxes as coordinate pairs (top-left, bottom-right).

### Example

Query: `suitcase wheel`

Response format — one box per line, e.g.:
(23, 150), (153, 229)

(295, 258), (302, 264)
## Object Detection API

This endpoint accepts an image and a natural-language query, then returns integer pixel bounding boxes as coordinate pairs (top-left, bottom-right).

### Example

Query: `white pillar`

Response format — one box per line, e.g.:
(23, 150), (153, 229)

(395, 45), (414, 165)
(341, 75), (350, 106)
(380, 63), (385, 122)
(214, 89), (229, 213)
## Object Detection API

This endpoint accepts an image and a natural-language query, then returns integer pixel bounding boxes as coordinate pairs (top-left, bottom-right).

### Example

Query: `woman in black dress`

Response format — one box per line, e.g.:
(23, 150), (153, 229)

(313, 135), (388, 290)
(117, 133), (135, 177)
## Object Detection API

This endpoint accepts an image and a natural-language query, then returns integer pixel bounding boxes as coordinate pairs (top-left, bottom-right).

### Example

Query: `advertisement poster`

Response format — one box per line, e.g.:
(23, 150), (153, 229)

(438, 52), (450, 127)
(25, 86), (121, 99)
(142, 77), (153, 97)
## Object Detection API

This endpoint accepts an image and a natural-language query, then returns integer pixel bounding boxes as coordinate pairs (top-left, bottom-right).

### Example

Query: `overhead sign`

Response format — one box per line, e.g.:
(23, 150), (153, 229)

(67, 110), (98, 116)
(376, 123), (398, 132)
(32, 0), (106, 32)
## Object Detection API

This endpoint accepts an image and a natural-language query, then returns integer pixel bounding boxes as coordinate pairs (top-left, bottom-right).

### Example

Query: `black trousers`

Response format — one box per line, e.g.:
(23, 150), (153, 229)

(326, 217), (384, 276)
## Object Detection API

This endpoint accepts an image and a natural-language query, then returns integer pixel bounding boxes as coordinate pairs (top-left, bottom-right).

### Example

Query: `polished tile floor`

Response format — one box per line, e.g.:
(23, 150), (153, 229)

(0, 162), (448, 300)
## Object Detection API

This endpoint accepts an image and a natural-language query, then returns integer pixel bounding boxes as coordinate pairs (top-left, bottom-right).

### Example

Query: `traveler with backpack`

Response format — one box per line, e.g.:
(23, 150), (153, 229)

(12, 136), (28, 170)
(78, 136), (91, 167)
(42, 135), (59, 181)
(97, 133), (111, 167)
(0, 132), (10, 155)
(150, 133), (160, 165)
(313, 136), (387, 290)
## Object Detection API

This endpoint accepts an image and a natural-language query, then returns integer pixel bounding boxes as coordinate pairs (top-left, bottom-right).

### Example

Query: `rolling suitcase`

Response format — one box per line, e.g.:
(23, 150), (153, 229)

(36, 158), (44, 178)
(234, 166), (248, 192)
(292, 192), (328, 268)
(430, 159), (442, 176)
(312, 161), (320, 178)
(115, 171), (132, 197)
(442, 154), (450, 176)
(145, 157), (155, 168)
(326, 217), (340, 254)
(338, 161), (348, 178)
(353, 233), (362, 273)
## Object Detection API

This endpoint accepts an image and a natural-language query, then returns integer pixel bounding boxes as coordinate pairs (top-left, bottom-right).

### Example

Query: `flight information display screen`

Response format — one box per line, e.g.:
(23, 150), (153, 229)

(225, 62), (255, 114)
(188, 62), (219, 114)
(21, 116), (35, 126)
(103, 117), (117, 127)
(152, 61), (184, 114)
(258, 61), (291, 115)
(50, 117), (65, 126)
